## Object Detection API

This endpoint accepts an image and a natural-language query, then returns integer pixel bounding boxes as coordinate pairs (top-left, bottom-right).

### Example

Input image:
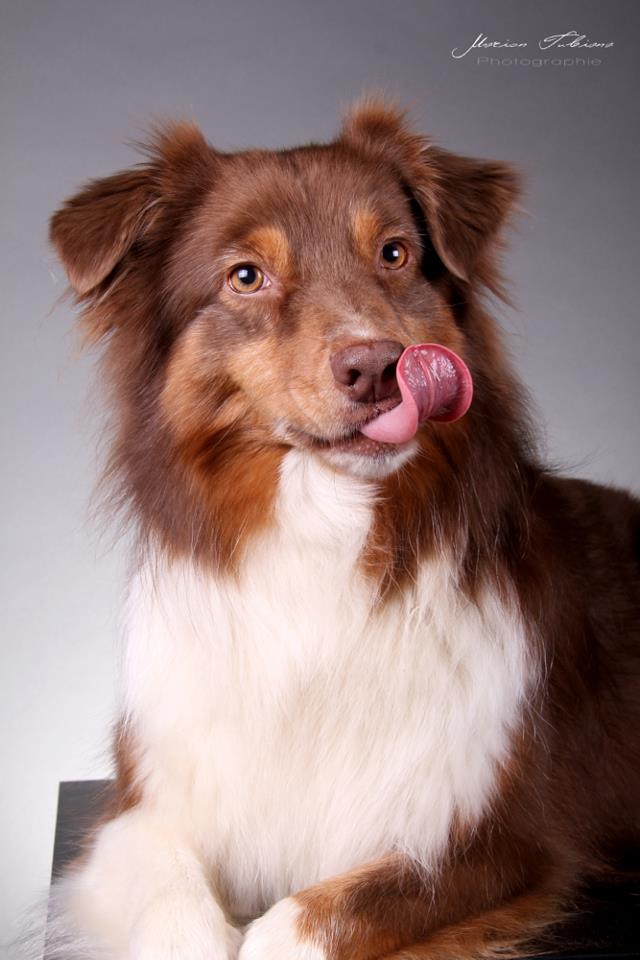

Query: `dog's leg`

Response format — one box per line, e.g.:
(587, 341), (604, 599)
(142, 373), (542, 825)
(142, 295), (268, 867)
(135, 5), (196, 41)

(49, 806), (241, 960)
(380, 890), (563, 959)
(239, 847), (569, 960)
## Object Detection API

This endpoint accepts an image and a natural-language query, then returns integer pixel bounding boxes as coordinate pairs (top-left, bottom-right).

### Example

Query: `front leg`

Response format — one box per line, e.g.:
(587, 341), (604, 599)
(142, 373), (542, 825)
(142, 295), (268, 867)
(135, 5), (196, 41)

(50, 806), (241, 960)
(240, 839), (570, 960)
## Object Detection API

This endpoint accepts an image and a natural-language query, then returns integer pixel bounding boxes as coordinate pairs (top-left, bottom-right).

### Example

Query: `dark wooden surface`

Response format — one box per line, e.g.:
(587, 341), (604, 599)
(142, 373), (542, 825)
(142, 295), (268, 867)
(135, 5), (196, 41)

(51, 781), (639, 958)
(50, 781), (110, 880)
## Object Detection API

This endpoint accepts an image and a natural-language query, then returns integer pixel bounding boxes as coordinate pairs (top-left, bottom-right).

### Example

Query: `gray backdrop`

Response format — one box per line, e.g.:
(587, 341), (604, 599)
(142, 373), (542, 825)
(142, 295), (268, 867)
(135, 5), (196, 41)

(2, 0), (638, 950)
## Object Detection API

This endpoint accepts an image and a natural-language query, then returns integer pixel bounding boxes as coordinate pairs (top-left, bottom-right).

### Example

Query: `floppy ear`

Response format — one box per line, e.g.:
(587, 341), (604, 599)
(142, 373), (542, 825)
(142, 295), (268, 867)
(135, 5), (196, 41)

(409, 145), (521, 283)
(50, 121), (215, 297)
(340, 100), (521, 284)
(49, 169), (155, 296)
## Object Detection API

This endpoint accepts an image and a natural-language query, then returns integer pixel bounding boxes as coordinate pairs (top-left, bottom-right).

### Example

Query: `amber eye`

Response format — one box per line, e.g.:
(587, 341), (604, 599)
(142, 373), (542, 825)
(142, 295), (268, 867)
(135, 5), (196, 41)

(228, 264), (267, 294)
(380, 241), (409, 269)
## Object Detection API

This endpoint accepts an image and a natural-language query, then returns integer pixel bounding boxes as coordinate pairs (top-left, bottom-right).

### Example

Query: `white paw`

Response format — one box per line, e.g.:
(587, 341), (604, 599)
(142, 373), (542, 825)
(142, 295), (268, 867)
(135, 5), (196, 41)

(239, 898), (325, 960)
(130, 888), (242, 960)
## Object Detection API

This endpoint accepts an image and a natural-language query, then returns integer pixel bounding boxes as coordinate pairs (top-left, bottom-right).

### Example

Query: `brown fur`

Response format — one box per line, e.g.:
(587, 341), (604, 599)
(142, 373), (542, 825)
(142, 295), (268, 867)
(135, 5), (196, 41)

(50, 99), (640, 958)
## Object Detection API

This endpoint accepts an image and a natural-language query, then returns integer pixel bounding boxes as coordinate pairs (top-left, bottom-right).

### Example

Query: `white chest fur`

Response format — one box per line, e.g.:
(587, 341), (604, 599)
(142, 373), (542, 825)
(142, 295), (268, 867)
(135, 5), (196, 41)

(121, 451), (531, 919)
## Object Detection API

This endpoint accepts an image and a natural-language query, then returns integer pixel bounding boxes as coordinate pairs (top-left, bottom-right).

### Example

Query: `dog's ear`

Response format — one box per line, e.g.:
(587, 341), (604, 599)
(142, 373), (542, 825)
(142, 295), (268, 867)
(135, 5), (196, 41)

(340, 100), (520, 284)
(408, 145), (521, 285)
(50, 122), (215, 297)
(50, 169), (155, 296)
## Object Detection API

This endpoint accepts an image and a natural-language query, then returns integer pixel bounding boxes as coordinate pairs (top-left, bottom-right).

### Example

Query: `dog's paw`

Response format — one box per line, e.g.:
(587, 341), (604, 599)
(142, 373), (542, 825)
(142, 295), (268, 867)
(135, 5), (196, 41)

(129, 887), (242, 960)
(239, 898), (325, 960)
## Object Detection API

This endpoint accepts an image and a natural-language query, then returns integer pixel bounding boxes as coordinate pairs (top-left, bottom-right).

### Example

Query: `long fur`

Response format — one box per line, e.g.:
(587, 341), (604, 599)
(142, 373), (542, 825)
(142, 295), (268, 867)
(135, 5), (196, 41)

(32, 100), (640, 960)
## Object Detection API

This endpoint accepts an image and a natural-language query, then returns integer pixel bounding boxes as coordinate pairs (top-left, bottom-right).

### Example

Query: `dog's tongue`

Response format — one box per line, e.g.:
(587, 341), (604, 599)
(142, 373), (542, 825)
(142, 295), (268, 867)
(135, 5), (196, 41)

(361, 344), (473, 445)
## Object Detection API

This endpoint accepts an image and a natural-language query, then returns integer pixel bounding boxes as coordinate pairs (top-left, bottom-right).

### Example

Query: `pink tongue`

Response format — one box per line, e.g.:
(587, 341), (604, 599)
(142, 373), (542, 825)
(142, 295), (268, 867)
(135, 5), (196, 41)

(361, 344), (473, 445)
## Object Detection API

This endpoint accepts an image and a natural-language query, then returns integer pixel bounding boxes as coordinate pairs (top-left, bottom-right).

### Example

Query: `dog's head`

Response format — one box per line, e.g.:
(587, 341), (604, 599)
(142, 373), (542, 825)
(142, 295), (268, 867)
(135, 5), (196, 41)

(51, 101), (523, 572)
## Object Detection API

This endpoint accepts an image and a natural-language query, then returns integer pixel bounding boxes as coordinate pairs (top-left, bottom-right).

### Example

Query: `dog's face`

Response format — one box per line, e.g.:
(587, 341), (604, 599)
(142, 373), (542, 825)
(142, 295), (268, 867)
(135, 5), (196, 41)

(51, 102), (519, 487)
(161, 145), (472, 479)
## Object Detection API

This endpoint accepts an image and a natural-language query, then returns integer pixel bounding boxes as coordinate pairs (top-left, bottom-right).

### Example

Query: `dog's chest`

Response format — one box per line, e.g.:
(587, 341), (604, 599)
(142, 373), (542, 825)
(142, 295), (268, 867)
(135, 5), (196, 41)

(122, 452), (529, 918)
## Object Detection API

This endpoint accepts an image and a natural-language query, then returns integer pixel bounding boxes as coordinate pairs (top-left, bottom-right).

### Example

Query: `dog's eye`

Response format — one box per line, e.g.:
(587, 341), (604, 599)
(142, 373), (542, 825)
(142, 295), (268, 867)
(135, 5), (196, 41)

(380, 241), (409, 270)
(228, 264), (268, 294)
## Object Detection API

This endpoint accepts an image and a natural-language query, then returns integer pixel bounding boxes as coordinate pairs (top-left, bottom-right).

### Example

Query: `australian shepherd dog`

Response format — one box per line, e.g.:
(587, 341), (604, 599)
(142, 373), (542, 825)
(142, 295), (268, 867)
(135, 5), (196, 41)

(45, 101), (639, 960)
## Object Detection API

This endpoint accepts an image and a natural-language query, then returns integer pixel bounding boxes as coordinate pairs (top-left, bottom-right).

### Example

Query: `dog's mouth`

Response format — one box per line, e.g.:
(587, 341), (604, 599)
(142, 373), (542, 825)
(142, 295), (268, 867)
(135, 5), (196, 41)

(301, 426), (404, 459)
(285, 395), (402, 458)
(283, 343), (474, 460)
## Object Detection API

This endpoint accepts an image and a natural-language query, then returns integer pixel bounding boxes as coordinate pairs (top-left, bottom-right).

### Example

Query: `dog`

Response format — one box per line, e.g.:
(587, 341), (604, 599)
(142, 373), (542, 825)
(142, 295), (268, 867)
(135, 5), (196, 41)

(45, 100), (640, 960)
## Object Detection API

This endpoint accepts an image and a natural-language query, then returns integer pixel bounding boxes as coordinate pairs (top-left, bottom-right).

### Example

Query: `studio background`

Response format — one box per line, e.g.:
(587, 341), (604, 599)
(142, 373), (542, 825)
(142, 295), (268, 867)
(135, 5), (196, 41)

(2, 0), (638, 951)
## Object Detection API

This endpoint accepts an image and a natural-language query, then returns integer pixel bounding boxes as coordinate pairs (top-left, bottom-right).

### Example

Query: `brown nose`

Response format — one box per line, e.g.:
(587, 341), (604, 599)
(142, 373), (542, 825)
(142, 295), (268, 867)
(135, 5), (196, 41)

(330, 340), (404, 404)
